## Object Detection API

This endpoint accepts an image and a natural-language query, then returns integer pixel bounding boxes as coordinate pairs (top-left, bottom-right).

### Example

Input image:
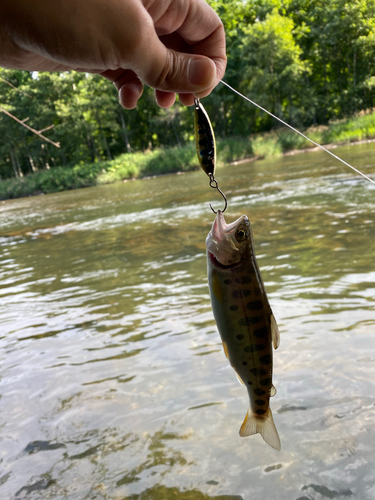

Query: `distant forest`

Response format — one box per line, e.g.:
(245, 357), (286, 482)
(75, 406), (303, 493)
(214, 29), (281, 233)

(1, 0), (375, 180)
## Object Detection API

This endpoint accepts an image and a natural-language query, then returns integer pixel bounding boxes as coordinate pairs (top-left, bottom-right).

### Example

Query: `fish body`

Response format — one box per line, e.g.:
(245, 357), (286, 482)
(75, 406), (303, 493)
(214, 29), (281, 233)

(206, 210), (281, 450)
(194, 99), (216, 177)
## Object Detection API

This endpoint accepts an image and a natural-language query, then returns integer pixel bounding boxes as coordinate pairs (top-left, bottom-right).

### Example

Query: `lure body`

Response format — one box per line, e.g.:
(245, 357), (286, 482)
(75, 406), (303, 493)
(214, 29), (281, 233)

(206, 210), (281, 450)
(194, 99), (216, 177)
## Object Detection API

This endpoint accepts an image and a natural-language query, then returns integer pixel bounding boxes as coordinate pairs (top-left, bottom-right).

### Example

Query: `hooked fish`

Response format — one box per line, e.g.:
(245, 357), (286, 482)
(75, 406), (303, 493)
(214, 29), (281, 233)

(206, 210), (281, 451)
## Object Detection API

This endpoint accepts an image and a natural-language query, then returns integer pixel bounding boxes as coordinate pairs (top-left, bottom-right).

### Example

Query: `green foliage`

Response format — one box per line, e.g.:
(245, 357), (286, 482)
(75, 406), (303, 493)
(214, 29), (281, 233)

(216, 136), (254, 162)
(2, 0), (375, 190)
(3, 109), (375, 200)
(252, 133), (283, 158)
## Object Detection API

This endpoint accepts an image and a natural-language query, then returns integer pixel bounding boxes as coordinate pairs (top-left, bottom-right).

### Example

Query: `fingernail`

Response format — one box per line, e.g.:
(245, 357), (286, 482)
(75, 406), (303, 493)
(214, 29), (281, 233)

(188, 58), (215, 87)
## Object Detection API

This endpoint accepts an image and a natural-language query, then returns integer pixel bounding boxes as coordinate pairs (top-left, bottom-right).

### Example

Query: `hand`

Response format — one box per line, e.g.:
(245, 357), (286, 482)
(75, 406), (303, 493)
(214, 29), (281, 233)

(0, 0), (226, 108)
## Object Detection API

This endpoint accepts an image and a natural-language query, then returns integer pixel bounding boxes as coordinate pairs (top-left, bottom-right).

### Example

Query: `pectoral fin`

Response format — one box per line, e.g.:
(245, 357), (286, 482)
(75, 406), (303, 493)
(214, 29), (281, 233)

(270, 314), (280, 349)
(222, 341), (229, 359)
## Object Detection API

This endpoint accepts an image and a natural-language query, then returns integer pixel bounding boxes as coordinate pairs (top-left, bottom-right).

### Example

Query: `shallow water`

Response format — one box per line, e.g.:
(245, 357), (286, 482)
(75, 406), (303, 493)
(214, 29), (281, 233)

(1, 142), (375, 500)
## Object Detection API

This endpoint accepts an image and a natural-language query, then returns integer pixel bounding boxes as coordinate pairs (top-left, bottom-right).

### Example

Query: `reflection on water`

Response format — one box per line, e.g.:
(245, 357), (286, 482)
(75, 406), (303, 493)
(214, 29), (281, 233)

(0, 142), (375, 499)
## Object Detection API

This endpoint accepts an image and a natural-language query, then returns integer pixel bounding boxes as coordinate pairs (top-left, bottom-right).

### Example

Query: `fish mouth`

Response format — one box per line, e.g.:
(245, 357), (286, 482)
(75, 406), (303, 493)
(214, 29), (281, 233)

(208, 251), (240, 270)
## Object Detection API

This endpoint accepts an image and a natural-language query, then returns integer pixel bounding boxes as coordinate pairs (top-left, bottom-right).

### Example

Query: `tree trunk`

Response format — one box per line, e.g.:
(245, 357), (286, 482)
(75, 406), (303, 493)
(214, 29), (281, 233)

(9, 146), (19, 178)
(119, 109), (131, 152)
(87, 135), (96, 162)
(170, 119), (181, 147)
(22, 138), (36, 172)
(15, 150), (23, 177)
(95, 111), (112, 160)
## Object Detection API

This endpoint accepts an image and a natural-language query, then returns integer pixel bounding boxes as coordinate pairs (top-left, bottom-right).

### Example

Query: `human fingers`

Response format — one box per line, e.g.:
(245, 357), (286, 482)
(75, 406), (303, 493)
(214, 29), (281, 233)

(154, 90), (176, 108)
(133, 0), (225, 97)
(178, 94), (195, 107)
(102, 69), (144, 109)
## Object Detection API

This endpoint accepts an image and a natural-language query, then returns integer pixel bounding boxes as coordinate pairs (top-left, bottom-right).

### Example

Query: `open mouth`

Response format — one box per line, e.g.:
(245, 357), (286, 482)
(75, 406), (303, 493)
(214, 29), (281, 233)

(208, 252), (239, 270)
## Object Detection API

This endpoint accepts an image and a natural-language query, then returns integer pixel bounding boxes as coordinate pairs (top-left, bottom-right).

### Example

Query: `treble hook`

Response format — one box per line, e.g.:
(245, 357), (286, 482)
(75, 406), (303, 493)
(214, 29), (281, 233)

(208, 174), (227, 214)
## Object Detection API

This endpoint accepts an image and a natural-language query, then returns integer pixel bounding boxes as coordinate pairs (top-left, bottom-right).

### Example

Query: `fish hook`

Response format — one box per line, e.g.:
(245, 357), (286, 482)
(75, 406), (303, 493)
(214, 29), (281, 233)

(208, 174), (227, 214)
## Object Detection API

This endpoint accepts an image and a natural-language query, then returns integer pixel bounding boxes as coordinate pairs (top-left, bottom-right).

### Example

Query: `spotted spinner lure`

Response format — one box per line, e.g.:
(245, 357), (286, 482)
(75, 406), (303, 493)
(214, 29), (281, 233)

(194, 98), (227, 213)
(194, 97), (281, 450)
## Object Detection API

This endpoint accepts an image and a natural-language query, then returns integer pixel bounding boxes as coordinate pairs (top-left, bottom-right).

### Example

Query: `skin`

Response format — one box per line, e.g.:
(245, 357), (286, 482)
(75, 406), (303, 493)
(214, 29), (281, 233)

(0, 0), (226, 109)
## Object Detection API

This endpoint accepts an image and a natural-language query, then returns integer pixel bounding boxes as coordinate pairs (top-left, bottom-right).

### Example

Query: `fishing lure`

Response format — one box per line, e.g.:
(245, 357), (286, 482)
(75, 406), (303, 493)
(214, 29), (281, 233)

(194, 98), (216, 177)
(194, 98), (227, 213)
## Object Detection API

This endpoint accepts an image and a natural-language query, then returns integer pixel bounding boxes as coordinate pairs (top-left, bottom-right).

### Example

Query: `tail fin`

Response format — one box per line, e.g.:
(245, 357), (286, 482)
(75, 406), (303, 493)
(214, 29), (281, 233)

(239, 408), (281, 451)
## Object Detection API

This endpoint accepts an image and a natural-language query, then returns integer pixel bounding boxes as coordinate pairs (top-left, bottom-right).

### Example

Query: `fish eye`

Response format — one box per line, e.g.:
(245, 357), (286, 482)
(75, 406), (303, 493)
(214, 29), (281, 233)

(235, 228), (248, 242)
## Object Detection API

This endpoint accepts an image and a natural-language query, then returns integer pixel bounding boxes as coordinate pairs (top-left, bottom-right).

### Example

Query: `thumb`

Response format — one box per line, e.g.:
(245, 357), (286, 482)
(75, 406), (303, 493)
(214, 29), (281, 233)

(135, 39), (217, 95)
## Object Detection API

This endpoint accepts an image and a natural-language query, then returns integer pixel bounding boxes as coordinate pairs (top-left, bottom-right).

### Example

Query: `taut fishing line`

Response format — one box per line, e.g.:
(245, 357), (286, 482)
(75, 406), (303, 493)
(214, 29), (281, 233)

(220, 80), (375, 187)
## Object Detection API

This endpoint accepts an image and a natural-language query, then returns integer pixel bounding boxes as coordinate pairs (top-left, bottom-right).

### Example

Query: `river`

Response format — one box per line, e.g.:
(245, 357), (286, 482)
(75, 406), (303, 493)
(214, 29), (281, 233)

(1, 142), (375, 500)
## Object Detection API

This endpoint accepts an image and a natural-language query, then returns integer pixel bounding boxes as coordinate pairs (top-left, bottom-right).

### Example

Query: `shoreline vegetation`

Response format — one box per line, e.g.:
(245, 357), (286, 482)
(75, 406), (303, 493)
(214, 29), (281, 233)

(2, 110), (375, 201)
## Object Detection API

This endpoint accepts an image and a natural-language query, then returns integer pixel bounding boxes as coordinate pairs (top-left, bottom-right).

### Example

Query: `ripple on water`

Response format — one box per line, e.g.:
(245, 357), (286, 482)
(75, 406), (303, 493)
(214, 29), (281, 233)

(1, 145), (375, 499)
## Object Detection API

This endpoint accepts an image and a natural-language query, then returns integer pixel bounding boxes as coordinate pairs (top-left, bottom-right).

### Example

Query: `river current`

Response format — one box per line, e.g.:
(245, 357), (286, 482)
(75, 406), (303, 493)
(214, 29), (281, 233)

(1, 142), (375, 499)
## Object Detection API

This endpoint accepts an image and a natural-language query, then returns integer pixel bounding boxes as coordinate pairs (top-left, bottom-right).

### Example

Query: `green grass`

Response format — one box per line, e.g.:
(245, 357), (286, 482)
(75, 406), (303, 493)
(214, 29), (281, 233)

(2, 110), (375, 200)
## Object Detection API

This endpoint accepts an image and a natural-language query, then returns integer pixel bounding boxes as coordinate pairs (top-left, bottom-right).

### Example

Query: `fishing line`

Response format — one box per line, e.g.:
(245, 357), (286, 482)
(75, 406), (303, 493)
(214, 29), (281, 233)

(220, 79), (375, 187)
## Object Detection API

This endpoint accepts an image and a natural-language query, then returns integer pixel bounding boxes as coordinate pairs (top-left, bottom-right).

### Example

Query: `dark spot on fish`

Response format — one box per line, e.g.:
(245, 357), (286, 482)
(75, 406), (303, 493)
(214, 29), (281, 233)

(230, 305), (238, 311)
(255, 399), (266, 406)
(246, 300), (263, 311)
(253, 326), (268, 339)
(250, 368), (267, 376)
(238, 316), (262, 327)
(244, 344), (266, 353)
(235, 276), (252, 285)
(199, 139), (206, 146)
(255, 409), (266, 415)
(260, 378), (272, 387)
(242, 361), (248, 366)
(236, 334), (245, 340)
(254, 388), (266, 396)
(224, 279), (232, 285)
(232, 290), (251, 299)
(259, 354), (272, 365)
(198, 116), (206, 126)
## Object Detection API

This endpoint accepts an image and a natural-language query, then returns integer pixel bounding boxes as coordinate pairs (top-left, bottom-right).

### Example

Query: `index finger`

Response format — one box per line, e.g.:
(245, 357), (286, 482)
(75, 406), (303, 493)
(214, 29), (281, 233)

(150, 0), (226, 81)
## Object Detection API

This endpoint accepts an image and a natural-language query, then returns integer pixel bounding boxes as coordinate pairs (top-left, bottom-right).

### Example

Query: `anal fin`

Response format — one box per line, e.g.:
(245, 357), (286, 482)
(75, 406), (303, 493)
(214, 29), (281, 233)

(235, 371), (244, 386)
(270, 314), (280, 349)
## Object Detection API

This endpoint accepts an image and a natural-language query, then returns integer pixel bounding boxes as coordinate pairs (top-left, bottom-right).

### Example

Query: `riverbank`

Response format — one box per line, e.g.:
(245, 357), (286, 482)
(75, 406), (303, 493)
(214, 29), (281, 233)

(2, 109), (375, 201)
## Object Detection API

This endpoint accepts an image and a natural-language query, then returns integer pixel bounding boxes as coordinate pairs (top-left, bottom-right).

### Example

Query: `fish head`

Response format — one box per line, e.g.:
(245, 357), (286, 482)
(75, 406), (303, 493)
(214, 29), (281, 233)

(206, 210), (252, 267)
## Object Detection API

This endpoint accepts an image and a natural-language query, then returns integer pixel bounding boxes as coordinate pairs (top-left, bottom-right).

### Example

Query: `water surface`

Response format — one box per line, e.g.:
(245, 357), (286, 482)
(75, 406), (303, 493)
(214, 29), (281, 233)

(1, 143), (375, 500)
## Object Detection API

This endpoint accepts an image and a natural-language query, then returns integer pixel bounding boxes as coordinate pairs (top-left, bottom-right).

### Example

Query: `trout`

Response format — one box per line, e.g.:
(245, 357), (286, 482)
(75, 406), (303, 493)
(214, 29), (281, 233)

(206, 210), (281, 451)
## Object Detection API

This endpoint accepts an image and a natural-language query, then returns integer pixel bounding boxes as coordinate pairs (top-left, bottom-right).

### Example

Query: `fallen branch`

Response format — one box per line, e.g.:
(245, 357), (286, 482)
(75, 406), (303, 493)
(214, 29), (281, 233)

(0, 76), (33, 98)
(0, 106), (60, 148)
